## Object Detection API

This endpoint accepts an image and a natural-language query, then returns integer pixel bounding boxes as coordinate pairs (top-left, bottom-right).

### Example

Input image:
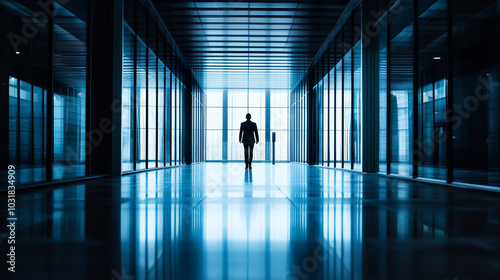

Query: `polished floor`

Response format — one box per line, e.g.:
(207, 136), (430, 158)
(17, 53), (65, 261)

(2, 163), (500, 280)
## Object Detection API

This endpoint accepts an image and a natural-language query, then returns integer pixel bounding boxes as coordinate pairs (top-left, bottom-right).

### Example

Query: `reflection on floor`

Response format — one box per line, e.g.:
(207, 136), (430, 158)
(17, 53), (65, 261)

(2, 163), (500, 279)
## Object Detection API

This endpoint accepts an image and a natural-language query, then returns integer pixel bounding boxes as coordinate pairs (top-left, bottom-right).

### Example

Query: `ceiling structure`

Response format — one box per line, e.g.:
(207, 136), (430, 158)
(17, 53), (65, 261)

(152, 0), (350, 89)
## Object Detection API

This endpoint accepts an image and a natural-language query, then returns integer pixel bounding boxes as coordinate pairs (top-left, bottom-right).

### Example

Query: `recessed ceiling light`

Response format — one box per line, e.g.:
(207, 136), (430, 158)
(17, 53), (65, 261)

(433, 57), (441, 60)
(15, 51), (20, 55)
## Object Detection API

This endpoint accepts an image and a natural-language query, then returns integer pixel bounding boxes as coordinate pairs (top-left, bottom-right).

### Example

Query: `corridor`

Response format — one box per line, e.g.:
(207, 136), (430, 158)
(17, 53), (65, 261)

(4, 163), (500, 280)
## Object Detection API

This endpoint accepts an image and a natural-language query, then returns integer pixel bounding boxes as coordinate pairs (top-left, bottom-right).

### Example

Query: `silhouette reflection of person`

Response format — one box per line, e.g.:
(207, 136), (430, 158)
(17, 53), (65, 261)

(239, 113), (259, 169)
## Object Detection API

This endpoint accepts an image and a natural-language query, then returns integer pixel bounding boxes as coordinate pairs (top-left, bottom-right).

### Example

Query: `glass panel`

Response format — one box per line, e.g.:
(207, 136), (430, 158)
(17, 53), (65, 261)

(9, 77), (18, 165)
(53, 1), (87, 180)
(147, 48), (157, 167)
(344, 50), (352, 168)
(179, 84), (186, 164)
(316, 82), (324, 165)
(389, 0), (414, 176)
(353, 41), (362, 171)
(122, 25), (135, 172)
(33, 86), (46, 167)
(137, 36), (147, 170)
(172, 79), (176, 164)
(452, 0), (500, 186)
(324, 77), (329, 166)
(3, 0), (50, 184)
(166, 71), (171, 165)
(20, 80), (33, 166)
(158, 61), (165, 166)
(174, 80), (180, 165)
(329, 67), (336, 166)
(377, 15), (388, 174)
(417, 0), (448, 181)
(271, 89), (289, 161)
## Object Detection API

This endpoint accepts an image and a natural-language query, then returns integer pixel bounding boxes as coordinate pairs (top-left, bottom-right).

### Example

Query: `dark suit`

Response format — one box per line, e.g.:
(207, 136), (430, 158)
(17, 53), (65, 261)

(239, 120), (259, 166)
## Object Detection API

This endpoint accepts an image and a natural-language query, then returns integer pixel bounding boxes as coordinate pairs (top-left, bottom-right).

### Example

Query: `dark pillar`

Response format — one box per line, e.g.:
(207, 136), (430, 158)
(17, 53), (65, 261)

(185, 73), (193, 165)
(89, 0), (123, 176)
(222, 88), (228, 161)
(0, 15), (10, 175)
(361, 0), (379, 173)
(265, 89), (271, 161)
(307, 70), (318, 165)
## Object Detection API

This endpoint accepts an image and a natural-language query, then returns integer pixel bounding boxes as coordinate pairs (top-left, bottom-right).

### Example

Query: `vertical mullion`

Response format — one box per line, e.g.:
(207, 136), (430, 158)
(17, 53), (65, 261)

(222, 89), (228, 161)
(180, 77), (183, 164)
(412, 0), (419, 179)
(43, 88), (46, 166)
(327, 48), (331, 166)
(156, 27), (159, 168)
(31, 83), (34, 166)
(446, 0), (453, 183)
(133, 0), (138, 171)
(145, 16), (149, 169)
(386, 2), (392, 175)
(16, 78), (21, 166)
(85, 0), (91, 176)
(265, 89), (271, 161)
(341, 29), (345, 169)
(163, 46), (167, 167)
(321, 59), (324, 166)
(351, 16), (355, 170)
(334, 38), (337, 168)
(169, 51), (172, 166)
(46, 2), (54, 181)
(174, 62), (176, 165)
(174, 75), (177, 165)
(432, 75), (436, 166)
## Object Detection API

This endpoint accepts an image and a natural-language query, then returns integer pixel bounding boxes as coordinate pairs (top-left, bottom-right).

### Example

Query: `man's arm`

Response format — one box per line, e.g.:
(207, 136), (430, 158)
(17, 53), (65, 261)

(254, 123), (259, 144)
(239, 123), (243, 143)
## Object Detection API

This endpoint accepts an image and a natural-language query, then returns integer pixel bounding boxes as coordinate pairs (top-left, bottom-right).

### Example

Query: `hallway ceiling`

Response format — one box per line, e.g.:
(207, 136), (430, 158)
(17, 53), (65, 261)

(152, 0), (350, 88)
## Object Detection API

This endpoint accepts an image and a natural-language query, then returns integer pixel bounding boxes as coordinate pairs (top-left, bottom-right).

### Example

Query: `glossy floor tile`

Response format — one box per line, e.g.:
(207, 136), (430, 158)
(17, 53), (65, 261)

(2, 163), (500, 280)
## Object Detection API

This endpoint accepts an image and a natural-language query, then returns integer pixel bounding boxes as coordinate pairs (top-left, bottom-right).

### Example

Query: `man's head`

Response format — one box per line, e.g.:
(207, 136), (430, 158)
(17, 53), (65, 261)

(246, 113), (251, 120)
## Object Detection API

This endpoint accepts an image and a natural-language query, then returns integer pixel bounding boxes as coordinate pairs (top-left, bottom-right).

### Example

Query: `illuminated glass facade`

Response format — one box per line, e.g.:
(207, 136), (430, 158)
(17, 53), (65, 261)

(121, 0), (206, 171)
(2, 0), (205, 188)
(206, 72), (289, 162)
(292, 0), (500, 187)
(3, 0), (88, 185)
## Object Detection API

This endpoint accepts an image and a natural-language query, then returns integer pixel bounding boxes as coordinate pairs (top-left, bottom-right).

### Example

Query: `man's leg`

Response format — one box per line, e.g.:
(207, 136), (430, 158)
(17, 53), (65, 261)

(248, 144), (254, 168)
(243, 143), (249, 168)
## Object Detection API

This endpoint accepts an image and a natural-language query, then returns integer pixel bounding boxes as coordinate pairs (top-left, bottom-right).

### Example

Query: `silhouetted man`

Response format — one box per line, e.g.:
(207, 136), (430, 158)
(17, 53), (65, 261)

(239, 113), (259, 169)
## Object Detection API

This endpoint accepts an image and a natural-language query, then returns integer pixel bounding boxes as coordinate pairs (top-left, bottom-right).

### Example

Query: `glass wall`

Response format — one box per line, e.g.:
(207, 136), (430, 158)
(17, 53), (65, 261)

(417, 0), (448, 180)
(389, 0), (414, 177)
(53, 1), (88, 180)
(304, 11), (363, 171)
(8, 77), (48, 184)
(451, 0), (500, 186)
(2, 0), (203, 187)
(292, 0), (500, 188)
(3, 0), (87, 185)
(121, 0), (204, 172)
